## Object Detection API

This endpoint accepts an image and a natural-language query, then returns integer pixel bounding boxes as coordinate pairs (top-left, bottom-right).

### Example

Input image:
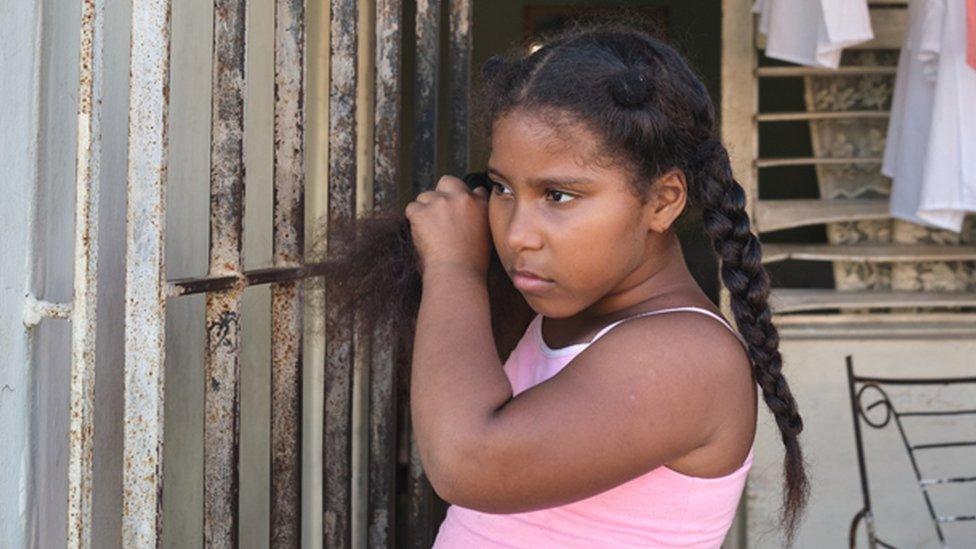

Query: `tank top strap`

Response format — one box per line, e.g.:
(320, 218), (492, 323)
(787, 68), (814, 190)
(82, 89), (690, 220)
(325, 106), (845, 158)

(589, 306), (747, 348)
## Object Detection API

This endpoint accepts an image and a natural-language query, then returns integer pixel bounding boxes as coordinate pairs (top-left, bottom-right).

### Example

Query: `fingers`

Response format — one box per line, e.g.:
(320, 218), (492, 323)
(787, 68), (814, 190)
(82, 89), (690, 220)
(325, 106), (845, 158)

(414, 190), (440, 204)
(407, 175), (483, 219)
(434, 174), (466, 192)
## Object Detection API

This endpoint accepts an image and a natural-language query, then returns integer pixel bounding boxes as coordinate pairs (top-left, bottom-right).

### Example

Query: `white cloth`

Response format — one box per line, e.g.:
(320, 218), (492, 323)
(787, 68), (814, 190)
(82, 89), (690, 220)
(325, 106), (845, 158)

(752, 0), (874, 69)
(883, 0), (976, 233)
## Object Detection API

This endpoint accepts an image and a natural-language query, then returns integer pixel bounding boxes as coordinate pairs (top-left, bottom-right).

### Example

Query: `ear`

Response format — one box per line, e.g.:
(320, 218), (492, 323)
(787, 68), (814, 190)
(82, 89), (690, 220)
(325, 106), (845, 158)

(641, 168), (687, 233)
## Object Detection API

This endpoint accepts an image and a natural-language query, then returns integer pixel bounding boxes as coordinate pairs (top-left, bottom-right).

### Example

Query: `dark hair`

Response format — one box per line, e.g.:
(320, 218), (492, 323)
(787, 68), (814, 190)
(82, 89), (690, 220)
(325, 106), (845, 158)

(320, 20), (808, 545)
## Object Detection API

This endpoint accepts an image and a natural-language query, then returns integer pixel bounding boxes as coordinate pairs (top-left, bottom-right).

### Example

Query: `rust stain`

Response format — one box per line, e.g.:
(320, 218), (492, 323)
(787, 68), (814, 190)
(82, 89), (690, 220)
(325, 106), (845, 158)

(323, 1), (359, 547)
(122, 0), (171, 547)
(202, 1), (247, 546)
(269, 0), (307, 545)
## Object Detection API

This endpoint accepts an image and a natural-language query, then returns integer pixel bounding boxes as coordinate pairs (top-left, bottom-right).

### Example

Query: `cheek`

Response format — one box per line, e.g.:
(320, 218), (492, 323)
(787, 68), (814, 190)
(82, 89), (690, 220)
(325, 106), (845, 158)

(557, 211), (639, 284)
(487, 205), (505, 253)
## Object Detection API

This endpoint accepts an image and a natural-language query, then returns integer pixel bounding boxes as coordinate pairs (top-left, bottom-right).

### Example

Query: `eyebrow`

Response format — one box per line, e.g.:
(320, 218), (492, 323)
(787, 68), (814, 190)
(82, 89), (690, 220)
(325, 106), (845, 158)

(486, 166), (595, 188)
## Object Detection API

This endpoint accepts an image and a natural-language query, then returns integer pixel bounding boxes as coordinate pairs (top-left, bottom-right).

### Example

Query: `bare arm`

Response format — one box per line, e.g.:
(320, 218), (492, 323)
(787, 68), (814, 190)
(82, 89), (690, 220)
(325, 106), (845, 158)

(409, 263), (513, 496)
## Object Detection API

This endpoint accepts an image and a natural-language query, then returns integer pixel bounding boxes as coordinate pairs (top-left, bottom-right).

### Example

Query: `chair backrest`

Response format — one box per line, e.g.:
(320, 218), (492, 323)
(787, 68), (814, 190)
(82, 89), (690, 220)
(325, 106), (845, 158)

(846, 354), (976, 547)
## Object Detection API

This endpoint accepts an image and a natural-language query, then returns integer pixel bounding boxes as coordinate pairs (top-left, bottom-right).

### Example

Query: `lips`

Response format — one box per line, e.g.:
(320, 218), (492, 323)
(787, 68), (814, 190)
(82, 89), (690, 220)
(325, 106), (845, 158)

(510, 268), (555, 293)
(511, 268), (551, 281)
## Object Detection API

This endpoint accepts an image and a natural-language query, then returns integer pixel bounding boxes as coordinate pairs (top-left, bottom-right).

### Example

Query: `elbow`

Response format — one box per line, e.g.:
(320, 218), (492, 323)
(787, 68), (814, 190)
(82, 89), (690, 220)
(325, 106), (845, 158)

(428, 426), (512, 512)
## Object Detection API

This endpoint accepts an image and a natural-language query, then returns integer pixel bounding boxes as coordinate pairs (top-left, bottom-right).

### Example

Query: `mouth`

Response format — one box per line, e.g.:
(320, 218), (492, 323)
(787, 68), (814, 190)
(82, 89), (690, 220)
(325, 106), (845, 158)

(509, 268), (555, 293)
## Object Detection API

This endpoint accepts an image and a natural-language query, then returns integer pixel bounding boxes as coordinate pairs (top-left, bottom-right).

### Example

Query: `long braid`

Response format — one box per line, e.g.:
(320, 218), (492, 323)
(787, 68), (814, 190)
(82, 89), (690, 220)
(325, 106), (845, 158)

(689, 139), (809, 545)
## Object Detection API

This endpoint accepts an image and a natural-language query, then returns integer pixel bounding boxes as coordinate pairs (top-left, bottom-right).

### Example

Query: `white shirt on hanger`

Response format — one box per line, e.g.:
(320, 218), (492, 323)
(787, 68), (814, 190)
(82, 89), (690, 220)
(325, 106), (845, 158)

(753, 0), (874, 69)
(884, 0), (976, 233)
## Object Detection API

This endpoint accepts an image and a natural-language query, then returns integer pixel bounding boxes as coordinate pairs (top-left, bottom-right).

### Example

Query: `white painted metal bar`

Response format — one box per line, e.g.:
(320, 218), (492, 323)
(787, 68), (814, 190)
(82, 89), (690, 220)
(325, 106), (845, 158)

(66, 0), (104, 546)
(123, 0), (172, 546)
(22, 295), (73, 326)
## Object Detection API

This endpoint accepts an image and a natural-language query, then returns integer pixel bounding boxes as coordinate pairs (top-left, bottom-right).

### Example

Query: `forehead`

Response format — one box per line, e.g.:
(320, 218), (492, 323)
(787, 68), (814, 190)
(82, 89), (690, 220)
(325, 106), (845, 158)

(489, 110), (615, 175)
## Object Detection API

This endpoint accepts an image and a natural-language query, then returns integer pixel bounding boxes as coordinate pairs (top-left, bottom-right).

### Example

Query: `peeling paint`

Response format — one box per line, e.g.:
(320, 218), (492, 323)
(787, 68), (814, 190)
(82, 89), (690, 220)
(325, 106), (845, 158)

(203, 1), (247, 546)
(324, 1), (358, 547)
(122, 0), (172, 546)
(66, 0), (104, 547)
(367, 1), (402, 546)
(270, 2), (306, 545)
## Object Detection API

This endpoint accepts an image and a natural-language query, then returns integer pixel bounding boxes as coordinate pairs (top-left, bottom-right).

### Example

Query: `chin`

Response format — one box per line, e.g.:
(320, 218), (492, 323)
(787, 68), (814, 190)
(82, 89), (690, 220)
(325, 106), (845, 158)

(519, 295), (579, 319)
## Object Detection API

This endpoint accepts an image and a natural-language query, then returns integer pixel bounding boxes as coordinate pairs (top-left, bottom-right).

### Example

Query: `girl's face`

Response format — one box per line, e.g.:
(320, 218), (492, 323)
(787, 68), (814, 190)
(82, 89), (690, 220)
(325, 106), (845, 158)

(487, 110), (664, 319)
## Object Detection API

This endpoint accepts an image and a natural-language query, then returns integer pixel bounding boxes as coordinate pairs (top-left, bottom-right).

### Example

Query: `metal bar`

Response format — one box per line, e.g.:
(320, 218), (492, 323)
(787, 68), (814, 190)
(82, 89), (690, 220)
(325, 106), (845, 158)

(270, 0), (306, 545)
(760, 243), (976, 264)
(167, 263), (333, 296)
(447, 0), (471, 176)
(67, 0), (104, 546)
(368, 0), (401, 546)
(911, 441), (976, 451)
(756, 66), (897, 77)
(203, 1), (247, 546)
(410, 0), (440, 545)
(846, 358), (875, 524)
(853, 375), (976, 386)
(412, 0), (439, 195)
(755, 156), (883, 168)
(920, 476), (976, 486)
(325, 1), (358, 547)
(900, 409), (976, 417)
(756, 110), (889, 122)
(122, 0), (171, 545)
(937, 515), (976, 523)
(22, 295), (73, 326)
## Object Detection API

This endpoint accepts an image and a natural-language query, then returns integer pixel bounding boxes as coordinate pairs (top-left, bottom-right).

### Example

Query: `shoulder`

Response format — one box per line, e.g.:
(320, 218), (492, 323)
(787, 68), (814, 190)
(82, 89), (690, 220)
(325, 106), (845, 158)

(590, 310), (750, 379)
(576, 310), (753, 440)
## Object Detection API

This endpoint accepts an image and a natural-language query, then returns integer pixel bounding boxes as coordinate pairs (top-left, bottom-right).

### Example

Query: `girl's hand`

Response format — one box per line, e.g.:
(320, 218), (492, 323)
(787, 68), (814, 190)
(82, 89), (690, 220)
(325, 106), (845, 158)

(405, 175), (491, 278)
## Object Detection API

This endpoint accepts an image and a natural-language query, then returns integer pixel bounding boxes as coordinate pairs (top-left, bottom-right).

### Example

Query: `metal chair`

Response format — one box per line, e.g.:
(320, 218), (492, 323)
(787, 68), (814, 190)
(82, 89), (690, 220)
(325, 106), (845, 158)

(846, 354), (976, 548)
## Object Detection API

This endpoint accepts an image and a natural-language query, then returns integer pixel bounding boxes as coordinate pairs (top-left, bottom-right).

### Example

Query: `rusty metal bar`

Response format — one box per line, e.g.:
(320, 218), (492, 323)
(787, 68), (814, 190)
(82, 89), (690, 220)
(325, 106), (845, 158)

(67, 0), (104, 546)
(447, 0), (471, 176)
(325, 0), (358, 547)
(409, 0), (440, 546)
(167, 263), (329, 296)
(122, 0), (171, 546)
(270, 0), (306, 545)
(412, 0), (439, 195)
(203, 1), (247, 546)
(22, 294), (73, 326)
(367, 0), (402, 547)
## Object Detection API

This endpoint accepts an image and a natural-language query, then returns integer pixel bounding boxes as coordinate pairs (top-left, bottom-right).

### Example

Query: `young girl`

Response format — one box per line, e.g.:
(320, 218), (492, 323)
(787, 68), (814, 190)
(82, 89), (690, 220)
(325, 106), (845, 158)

(399, 23), (809, 548)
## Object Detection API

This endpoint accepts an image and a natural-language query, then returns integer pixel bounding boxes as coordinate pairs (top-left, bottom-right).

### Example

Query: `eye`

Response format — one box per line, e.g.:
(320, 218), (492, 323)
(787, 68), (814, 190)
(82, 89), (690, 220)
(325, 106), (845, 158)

(490, 181), (577, 204)
(490, 182), (512, 196)
(546, 189), (576, 204)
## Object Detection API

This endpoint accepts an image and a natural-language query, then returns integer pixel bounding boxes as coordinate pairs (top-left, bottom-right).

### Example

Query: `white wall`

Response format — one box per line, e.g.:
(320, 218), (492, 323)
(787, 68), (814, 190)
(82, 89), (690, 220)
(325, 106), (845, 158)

(0, 1), (44, 546)
(748, 336), (976, 548)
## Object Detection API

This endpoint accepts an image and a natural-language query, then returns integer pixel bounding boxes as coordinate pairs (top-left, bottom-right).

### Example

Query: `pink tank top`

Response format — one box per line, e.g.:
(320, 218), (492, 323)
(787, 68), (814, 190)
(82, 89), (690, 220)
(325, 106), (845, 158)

(432, 306), (754, 549)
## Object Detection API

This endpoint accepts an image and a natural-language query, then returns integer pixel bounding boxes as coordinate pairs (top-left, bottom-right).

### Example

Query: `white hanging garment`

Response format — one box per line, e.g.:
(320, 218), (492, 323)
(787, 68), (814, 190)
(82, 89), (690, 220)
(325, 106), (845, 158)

(752, 0), (874, 69)
(884, 0), (976, 233)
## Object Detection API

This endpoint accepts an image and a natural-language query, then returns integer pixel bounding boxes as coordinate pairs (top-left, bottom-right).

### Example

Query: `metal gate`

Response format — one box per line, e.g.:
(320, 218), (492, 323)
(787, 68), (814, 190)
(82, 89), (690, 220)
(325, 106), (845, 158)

(40, 0), (473, 546)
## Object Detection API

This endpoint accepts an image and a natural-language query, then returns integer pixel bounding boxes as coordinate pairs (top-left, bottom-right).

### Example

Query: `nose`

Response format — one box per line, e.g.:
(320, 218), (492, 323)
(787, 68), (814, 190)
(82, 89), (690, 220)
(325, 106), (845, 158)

(504, 201), (544, 253)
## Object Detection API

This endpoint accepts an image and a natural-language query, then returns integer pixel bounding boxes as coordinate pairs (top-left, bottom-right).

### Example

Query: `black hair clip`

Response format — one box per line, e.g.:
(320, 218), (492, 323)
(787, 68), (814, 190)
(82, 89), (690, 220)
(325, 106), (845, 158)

(462, 171), (491, 192)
